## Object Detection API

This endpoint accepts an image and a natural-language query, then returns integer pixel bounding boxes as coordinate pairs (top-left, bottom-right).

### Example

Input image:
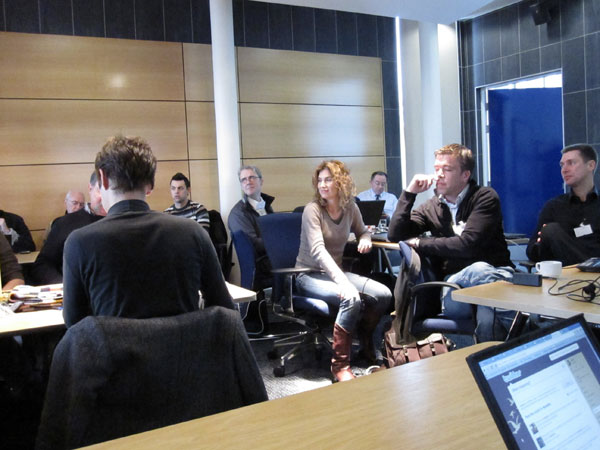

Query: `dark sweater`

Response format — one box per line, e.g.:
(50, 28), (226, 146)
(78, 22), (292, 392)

(388, 180), (512, 277)
(62, 199), (234, 327)
(526, 190), (600, 261)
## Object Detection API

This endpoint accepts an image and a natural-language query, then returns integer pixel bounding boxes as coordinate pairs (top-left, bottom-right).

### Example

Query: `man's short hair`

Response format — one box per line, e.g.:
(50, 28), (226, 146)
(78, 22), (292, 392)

(370, 171), (388, 181)
(238, 165), (262, 180)
(89, 171), (98, 186)
(434, 143), (475, 174)
(95, 135), (157, 193)
(170, 172), (190, 189)
(561, 143), (598, 164)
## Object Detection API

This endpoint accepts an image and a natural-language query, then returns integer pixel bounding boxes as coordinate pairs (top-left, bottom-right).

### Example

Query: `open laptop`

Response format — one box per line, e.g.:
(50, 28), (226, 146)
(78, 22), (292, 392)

(466, 314), (600, 450)
(356, 200), (385, 226)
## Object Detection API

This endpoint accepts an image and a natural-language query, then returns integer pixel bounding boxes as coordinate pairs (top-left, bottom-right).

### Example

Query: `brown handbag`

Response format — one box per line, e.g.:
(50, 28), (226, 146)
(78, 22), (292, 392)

(384, 325), (454, 368)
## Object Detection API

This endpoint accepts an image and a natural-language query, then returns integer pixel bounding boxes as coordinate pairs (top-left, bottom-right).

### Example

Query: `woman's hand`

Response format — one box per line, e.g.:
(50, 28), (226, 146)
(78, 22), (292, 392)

(338, 283), (360, 301)
(357, 237), (372, 254)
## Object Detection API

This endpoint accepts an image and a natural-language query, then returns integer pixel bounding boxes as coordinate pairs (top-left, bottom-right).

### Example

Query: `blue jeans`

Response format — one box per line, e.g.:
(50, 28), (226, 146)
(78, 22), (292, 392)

(442, 262), (516, 341)
(295, 272), (391, 333)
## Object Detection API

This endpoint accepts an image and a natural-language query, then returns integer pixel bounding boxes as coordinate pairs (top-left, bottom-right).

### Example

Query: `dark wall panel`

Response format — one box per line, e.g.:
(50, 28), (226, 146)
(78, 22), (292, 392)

(459, 0), (600, 160)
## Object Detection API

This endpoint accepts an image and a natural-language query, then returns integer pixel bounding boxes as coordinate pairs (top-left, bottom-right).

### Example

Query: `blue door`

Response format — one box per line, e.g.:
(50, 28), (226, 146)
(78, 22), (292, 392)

(488, 88), (564, 236)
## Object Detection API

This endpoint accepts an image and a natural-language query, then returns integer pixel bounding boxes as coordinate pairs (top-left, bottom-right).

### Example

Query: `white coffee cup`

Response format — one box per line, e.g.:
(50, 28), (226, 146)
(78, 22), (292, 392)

(535, 260), (562, 278)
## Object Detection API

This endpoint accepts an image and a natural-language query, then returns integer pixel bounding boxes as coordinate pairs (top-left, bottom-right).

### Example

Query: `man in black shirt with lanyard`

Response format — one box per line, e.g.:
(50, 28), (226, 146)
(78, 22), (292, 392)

(527, 143), (600, 266)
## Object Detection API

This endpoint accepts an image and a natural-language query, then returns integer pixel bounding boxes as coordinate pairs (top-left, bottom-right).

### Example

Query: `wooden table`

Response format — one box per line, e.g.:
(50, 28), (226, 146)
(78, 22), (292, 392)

(452, 267), (600, 325)
(88, 343), (504, 450)
(0, 282), (256, 337)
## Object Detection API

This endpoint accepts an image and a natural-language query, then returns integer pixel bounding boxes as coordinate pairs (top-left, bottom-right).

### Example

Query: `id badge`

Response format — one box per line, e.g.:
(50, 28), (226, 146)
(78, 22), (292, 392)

(574, 223), (593, 238)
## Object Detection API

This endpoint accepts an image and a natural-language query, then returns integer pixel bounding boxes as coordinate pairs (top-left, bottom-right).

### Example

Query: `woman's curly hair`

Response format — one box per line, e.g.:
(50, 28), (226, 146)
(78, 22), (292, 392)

(312, 160), (356, 210)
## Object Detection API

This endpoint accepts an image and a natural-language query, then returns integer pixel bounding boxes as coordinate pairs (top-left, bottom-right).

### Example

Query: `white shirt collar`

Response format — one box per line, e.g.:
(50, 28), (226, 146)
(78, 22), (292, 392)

(248, 196), (267, 215)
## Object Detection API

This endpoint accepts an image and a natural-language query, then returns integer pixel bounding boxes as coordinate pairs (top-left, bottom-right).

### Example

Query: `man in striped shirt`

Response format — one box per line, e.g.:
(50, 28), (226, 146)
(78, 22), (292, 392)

(164, 172), (210, 233)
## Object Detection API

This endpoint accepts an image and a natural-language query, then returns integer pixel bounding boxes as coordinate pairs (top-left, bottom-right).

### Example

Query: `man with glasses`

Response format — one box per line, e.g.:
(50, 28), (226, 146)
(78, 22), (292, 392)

(357, 171), (398, 220)
(228, 165), (275, 289)
(64, 191), (86, 214)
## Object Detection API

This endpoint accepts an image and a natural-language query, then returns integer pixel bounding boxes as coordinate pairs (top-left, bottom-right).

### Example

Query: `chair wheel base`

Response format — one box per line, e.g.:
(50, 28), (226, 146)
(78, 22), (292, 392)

(273, 366), (285, 377)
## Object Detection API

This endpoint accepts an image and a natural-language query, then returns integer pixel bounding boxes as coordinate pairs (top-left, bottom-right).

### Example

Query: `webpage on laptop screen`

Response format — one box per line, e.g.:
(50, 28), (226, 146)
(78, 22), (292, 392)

(479, 323), (600, 449)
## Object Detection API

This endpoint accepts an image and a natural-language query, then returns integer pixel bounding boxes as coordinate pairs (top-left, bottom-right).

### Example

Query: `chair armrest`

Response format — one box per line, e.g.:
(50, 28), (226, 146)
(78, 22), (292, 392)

(271, 267), (313, 275)
(516, 260), (536, 272)
(410, 281), (461, 295)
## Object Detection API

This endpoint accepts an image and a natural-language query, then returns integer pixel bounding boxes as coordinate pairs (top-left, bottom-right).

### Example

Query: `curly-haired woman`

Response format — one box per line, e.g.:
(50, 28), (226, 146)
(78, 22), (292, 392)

(295, 160), (391, 382)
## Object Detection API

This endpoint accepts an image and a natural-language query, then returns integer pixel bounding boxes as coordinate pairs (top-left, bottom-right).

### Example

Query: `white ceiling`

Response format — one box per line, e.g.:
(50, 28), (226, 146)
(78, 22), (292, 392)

(254, 0), (522, 25)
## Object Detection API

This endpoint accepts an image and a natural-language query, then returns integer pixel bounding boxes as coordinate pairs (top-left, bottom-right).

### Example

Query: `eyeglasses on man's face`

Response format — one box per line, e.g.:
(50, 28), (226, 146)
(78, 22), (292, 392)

(239, 175), (260, 184)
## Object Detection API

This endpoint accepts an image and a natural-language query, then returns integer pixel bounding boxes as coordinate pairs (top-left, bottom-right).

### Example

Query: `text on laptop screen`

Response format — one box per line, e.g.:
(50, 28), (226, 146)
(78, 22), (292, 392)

(477, 322), (600, 450)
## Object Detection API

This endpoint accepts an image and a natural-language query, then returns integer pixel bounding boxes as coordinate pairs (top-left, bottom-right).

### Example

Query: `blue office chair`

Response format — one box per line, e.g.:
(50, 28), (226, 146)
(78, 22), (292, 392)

(230, 229), (269, 336)
(409, 282), (476, 341)
(391, 247), (476, 345)
(258, 212), (336, 377)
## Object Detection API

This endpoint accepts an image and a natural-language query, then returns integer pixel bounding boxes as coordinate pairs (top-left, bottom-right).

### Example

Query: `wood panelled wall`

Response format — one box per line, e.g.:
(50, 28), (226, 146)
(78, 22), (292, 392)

(0, 32), (385, 249)
(237, 47), (386, 211)
(0, 32), (217, 249)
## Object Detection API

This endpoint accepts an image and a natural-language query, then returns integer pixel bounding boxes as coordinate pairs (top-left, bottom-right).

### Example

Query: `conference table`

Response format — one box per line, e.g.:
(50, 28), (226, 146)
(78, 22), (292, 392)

(89, 342), (504, 449)
(452, 266), (600, 325)
(0, 282), (256, 337)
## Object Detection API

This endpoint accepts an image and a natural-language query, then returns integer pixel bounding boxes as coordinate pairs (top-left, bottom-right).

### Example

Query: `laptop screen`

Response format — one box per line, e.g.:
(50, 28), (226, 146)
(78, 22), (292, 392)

(467, 315), (600, 450)
(356, 200), (385, 226)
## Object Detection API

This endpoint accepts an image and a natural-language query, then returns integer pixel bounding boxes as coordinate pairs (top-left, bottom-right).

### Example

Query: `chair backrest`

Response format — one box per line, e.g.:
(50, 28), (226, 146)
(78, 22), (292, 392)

(36, 307), (267, 449)
(208, 209), (232, 279)
(231, 229), (256, 290)
(257, 212), (303, 270)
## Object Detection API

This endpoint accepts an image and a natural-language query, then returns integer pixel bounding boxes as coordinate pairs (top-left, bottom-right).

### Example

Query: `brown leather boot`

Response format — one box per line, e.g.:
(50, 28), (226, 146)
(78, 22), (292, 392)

(331, 324), (356, 382)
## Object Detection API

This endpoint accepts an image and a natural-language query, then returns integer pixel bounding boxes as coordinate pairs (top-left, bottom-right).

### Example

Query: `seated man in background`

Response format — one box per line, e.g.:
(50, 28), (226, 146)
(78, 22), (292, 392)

(527, 143), (600, 266)
(357, 171), (398, 222)
(0, 209), (35, 254)
(0, 236), (24, 290)
(31, 173), (106, 285)
(62, 135), (234, 328)
(63, 190), (85, 215)
(228, 165), (275, 289)
(163, 172), (210, 233)
(43, 190), (86, 243)
(388, 143), (514, 341)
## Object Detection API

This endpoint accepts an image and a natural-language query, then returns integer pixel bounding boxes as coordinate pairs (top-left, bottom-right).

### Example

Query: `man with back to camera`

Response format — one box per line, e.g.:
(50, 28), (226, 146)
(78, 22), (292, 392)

(388, 143), (515, 341)
(62, 135), (234, 328)
(228, 165), (275, 289)
(31, 173), (106, 285)
(527, 144), (600, 266)
(357, 171), (398, 221)
(164, 172), (210, 233)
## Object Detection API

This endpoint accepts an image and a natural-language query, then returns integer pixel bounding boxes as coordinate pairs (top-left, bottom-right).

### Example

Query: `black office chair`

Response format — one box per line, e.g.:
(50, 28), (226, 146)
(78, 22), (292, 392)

(258, 212), (336, 377)
(36, 307), (267, 449)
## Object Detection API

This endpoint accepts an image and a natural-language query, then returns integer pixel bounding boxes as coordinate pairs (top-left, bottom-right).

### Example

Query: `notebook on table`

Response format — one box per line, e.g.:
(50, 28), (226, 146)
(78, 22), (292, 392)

(466, 314), (600, 450)
(356, 200), (385, 226)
